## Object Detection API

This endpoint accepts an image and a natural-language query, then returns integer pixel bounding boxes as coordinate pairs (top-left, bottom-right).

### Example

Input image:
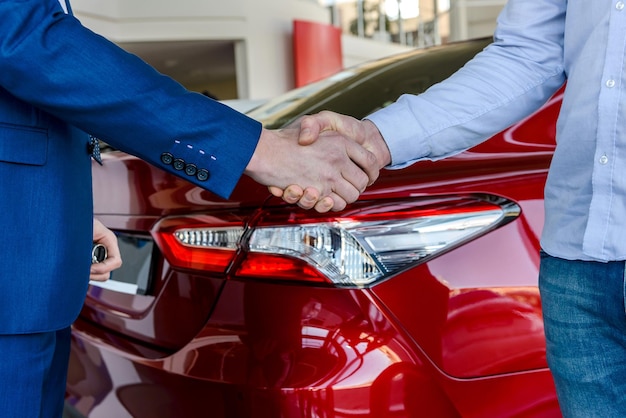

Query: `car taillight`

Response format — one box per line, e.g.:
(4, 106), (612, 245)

(238, 195), (520, 286)
(152, 214), (247, 272)
(240, 223), (381, 285)
(152, 195), (520, 287)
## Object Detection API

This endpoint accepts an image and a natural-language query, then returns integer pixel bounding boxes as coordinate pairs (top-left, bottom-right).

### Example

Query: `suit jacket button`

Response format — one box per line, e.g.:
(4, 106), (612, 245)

(173, 158), (185, 170)
(196, 169), (209, 181)
(185, 163), (197, 176)
(161, 152), (174, 165)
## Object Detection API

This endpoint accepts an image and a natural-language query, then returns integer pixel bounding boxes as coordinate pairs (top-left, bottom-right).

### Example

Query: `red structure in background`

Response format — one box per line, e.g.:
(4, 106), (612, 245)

(293, 20), (343, 87)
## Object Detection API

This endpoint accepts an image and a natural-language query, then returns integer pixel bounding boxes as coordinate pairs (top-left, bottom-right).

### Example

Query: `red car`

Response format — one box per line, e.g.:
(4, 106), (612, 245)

(65, 37), (564, 417)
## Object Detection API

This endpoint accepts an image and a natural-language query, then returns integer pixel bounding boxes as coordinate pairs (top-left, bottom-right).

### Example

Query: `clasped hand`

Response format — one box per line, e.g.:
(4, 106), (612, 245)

(245, 111), (391, 212)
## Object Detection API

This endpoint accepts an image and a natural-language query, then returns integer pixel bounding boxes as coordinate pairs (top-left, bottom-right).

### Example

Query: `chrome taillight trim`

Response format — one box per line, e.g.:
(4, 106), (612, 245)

(173, 227), (244, 250)
(246, 195), (521, 287)
(157, 195), (521, 287)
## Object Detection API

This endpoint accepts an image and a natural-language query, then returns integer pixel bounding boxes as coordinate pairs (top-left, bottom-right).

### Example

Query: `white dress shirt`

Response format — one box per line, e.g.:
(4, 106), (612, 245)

(368, 0), (626, 262)
(58, 0), (68, 14)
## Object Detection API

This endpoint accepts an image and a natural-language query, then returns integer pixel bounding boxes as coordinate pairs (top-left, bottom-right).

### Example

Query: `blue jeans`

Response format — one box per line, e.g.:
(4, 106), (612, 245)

(539, 252), (626, 417)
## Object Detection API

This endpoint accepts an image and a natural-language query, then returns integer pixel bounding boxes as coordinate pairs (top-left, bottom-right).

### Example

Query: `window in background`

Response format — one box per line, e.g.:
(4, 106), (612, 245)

(319, 0), (505, 46)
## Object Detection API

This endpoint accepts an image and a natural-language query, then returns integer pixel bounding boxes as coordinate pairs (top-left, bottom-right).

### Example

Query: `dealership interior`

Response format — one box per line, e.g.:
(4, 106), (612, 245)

(71, 0), (505, 102)
(56, 1), (586, 417)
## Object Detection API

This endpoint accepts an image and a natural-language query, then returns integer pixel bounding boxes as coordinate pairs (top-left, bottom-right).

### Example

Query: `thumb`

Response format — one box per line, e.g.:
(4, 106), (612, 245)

(299, 111), (369, 148)
(297, 110), (344, 145)
(297, 115), (322, 145)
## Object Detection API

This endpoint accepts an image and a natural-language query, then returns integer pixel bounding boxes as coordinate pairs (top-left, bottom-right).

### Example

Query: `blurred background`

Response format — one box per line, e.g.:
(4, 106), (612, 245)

(72, 0), (505, 102)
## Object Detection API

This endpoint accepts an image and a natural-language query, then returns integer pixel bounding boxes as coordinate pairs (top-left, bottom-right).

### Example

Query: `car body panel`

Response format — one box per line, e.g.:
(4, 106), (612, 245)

(69, 278), (558, 417)
(68, 38), (564, 417)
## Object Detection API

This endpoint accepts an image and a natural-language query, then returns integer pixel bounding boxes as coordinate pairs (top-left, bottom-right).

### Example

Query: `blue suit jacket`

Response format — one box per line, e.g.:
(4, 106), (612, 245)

(0, 0), (262, 333)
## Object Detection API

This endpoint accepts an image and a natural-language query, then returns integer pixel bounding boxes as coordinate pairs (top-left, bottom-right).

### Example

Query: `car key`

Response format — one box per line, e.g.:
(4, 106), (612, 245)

(91, 243), (108, 264)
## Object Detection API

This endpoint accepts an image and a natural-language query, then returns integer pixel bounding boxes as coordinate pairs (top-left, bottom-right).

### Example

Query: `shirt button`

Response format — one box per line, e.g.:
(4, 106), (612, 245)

(617, 1), (625, 10)
(606, 79), (616, 88)
(600, 155), (609, 165)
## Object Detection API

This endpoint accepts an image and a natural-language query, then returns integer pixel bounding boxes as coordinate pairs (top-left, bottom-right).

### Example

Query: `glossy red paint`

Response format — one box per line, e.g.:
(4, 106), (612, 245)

(69, 40), (564, 417)
(69, 275), (557, 417)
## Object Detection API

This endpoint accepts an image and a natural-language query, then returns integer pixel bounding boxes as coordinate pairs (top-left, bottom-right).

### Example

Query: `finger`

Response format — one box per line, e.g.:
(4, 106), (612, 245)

(282, 185), (306, 204)
(313, 195), (337, 213)
(99, 245), (122, 271)
(104, 254), (122, 271)
(296, 187), (321, 209)
(325, 193), (348, 212)
(92, 254), (122, 273)
(343, 139), (380, 186)
(89, 272), (110, 282)
(93, 221), (121, 262)
(268, 186), (284, 197)
(89, 265), (111, 282)
(338, 155), (370, 196)
(329, 176), (361, 208)
(90, 254), (122, 279)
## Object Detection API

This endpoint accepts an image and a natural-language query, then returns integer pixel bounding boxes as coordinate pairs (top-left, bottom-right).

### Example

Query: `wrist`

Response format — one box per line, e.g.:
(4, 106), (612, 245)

(363, 120), (392, 168)
(244, 128), (270, 181)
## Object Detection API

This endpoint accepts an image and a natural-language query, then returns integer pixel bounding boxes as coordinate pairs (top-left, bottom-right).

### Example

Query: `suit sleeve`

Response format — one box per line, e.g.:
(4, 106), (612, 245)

(0, 0), (261, 198)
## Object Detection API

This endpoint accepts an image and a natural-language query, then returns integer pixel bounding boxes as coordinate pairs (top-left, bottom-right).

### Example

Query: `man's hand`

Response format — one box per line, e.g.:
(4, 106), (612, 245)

(90, 218), (122, 282)
(245, 126), (379, 212)
(298, 111), (391, 167)
(268, 111), (392, 211)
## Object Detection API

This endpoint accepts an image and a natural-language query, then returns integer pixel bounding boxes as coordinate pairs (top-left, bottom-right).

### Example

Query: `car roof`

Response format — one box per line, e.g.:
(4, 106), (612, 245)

(249, 37), (493, 129)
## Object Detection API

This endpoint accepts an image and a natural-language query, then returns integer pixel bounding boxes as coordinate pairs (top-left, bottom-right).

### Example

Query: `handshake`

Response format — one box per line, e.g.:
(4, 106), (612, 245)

(244, 111), (392, 213)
